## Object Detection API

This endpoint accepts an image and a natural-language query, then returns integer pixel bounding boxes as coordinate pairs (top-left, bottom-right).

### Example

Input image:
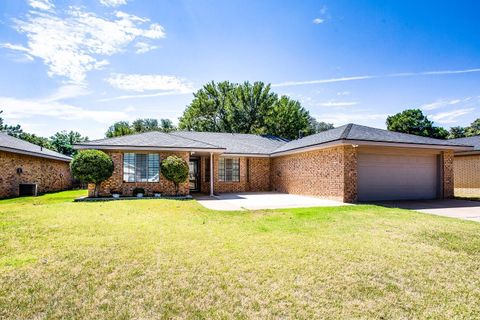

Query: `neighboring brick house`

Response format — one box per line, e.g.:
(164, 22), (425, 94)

(75, 124), (472, 202)
(0, 133), (73, 198)
(449, 136), (480, 197)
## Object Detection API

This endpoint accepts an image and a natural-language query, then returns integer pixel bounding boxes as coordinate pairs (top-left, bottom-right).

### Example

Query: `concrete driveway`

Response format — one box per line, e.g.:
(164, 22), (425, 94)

(194, 192), (348, 211)
(375, 199), (480, 222)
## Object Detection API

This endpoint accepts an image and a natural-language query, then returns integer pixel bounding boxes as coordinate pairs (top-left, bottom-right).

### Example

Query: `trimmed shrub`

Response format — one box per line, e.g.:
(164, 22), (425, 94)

(70, 150), (114, 197)
(161, 156), (189, 195)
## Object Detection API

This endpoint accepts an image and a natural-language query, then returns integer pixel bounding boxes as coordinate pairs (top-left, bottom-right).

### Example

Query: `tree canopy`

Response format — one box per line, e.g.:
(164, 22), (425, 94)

(106, 118), (176, 138)
(178, 81), (331, 140)
(50, 131), (89, 157)
(1, 110), (87, 155)
(70, 150), (114, 197)
(386, 109), (448, 139)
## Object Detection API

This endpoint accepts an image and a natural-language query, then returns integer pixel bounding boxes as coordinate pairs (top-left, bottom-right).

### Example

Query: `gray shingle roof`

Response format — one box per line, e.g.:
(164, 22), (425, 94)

(0, 133), (71, 161)
(272, 123), (472, 154)
(450, 136), (480, 151)
(75, 124), (472, 156)
(76, 131), (225, 150)
(171, 131), (288, 155)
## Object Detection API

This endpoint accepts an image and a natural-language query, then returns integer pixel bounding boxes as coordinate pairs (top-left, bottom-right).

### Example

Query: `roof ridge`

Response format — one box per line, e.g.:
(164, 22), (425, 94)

(340, 123), (354, 140)
(168, 132), (224, 149)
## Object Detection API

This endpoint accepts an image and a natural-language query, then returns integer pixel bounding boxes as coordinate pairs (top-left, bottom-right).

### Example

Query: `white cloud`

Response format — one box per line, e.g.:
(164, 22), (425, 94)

(314, 111), (387, 127)
(319, 101), (357, 107)
(44, 85), (91, 101)
(134, 41), (158, 54)
(272, 76), (373, 88)
(100, 0), (127, 7)
(429, 108), (475, 124)
(421, 97), (472, 111)
(28, 0), (54, 11)
(3, 4), (165, 84)
(98, 90), (193, 102)
(313, 18), (324, 24)
(337, 91), (350, 96)
(105, 73), (194, 93)
(272, 68), (480, 88)
(0, 96), (129, 124)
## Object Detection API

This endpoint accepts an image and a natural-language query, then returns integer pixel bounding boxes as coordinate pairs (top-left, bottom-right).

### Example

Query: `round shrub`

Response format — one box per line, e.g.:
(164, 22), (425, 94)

(161, 156), (189, 195)
(70, 150), (114, 197)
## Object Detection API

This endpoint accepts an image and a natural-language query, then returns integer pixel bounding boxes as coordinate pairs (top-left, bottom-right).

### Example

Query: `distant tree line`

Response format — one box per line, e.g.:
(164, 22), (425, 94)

(0, 110), (88, 156)
(386, 108), (480, 139)
(105, 118), (175, 138)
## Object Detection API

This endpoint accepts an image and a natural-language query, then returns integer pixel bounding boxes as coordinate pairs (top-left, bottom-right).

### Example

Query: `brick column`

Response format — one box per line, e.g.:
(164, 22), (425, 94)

(442, 150), (454, 199)
(343, 145), (358, 203)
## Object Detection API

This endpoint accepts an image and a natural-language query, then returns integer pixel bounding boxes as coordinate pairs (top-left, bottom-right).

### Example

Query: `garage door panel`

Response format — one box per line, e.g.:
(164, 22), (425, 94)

(358, 152), (439, 201)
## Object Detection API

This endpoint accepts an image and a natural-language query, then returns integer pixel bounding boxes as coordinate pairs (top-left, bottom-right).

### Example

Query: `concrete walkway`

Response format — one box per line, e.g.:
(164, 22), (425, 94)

(375, 199), (480, 222)
(194, 192), (348, 211)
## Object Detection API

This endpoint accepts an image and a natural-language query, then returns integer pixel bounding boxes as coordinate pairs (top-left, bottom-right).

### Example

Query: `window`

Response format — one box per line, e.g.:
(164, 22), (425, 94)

(219, 158), (240, 182)
(123, 153), (160, 182)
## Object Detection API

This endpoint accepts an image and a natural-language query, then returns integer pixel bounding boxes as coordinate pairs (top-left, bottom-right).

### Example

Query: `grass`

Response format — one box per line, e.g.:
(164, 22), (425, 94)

(1, 191), (480, 319)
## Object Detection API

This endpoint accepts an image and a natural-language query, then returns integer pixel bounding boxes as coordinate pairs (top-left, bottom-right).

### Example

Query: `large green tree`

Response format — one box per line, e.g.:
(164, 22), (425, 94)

(386, 109), (448, 139)
(106, 118), (177, 137)
(264, 96), (314, 139)
(50, 131), (89, 157)
(465, 119), (480, 137)
(178, 81), (319, 140)
(448, 126), (467, 139)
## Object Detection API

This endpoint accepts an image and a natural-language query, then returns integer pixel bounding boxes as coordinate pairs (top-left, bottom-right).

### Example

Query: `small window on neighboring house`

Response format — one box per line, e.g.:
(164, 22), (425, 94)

(219, 158), (240, 182)
(246, 159), (250, 183)
(123, 153), (160, 182)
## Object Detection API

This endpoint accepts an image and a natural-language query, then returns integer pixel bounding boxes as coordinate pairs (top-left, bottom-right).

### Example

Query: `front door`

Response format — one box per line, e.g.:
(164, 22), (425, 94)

(189, 159), (200, 192)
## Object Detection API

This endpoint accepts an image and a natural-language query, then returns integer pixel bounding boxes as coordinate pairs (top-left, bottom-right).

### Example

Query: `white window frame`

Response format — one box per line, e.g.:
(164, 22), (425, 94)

(123, 153), (160, 182)
(218, 158), (240, 182)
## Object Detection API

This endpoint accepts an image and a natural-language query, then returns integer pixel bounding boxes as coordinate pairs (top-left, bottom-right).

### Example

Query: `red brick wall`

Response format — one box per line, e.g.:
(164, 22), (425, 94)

(270, 146), (358, 202)
(0, 151), (72, 198)
(441, 151), (454, 199)
(198, 155), (270, 194)
(453, 153), (479, 196)
(90, 150), (190, 197)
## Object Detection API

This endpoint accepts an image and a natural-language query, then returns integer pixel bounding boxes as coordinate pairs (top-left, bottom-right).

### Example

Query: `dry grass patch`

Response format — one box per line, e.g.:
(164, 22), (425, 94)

(1, 191), (480, 319)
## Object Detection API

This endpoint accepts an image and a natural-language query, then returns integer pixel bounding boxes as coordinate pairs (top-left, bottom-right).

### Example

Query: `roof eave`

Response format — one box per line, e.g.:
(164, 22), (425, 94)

(0, 146), (71, 162)
(270, 139), (474, 157)
(74, 144), (226, 153)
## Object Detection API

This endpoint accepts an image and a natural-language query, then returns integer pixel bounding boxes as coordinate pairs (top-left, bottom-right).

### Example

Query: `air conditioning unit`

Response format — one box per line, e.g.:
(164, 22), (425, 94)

(19, 184), (38, 197)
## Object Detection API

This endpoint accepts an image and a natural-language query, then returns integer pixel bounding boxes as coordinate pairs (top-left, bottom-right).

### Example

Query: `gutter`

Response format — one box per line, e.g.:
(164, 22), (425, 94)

(0, 146), (71, 162)
(269, 139), (474, 157)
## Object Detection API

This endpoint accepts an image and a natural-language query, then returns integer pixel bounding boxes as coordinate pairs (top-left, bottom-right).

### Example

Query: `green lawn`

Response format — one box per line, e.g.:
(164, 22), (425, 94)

(1, 191), (480, 319)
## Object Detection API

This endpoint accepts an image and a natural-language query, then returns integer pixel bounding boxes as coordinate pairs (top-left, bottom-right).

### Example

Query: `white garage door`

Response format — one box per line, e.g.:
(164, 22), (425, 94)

(358, 152), (439, 201)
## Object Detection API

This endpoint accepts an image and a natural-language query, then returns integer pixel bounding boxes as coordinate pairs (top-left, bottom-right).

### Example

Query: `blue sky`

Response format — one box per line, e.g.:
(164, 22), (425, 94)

(0, 0), (479, 139)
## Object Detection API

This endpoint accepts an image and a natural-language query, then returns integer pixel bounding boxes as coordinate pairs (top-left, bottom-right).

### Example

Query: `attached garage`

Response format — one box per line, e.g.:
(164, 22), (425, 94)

(357, 150), (440, 201)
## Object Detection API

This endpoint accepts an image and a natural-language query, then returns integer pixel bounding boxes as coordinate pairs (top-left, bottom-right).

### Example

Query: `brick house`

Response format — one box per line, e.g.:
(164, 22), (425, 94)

(0, 133), (73, 198)
(75, 124), (472, 202)
(449, 136), (480, 197)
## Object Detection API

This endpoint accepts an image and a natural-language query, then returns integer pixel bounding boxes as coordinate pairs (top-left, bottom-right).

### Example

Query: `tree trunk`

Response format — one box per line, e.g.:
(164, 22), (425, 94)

(175, 183), (179, 196)
(94, 184), (99, 198)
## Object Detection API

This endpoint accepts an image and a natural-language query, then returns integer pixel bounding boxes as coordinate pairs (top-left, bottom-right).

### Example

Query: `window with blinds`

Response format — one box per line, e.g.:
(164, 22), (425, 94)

(218, 158), (240, 182)
(123, 153), (160, 182)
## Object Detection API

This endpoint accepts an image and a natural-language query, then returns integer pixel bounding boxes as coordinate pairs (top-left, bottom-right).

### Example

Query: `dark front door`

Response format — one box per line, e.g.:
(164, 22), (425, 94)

(189, 159), (200, 192)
